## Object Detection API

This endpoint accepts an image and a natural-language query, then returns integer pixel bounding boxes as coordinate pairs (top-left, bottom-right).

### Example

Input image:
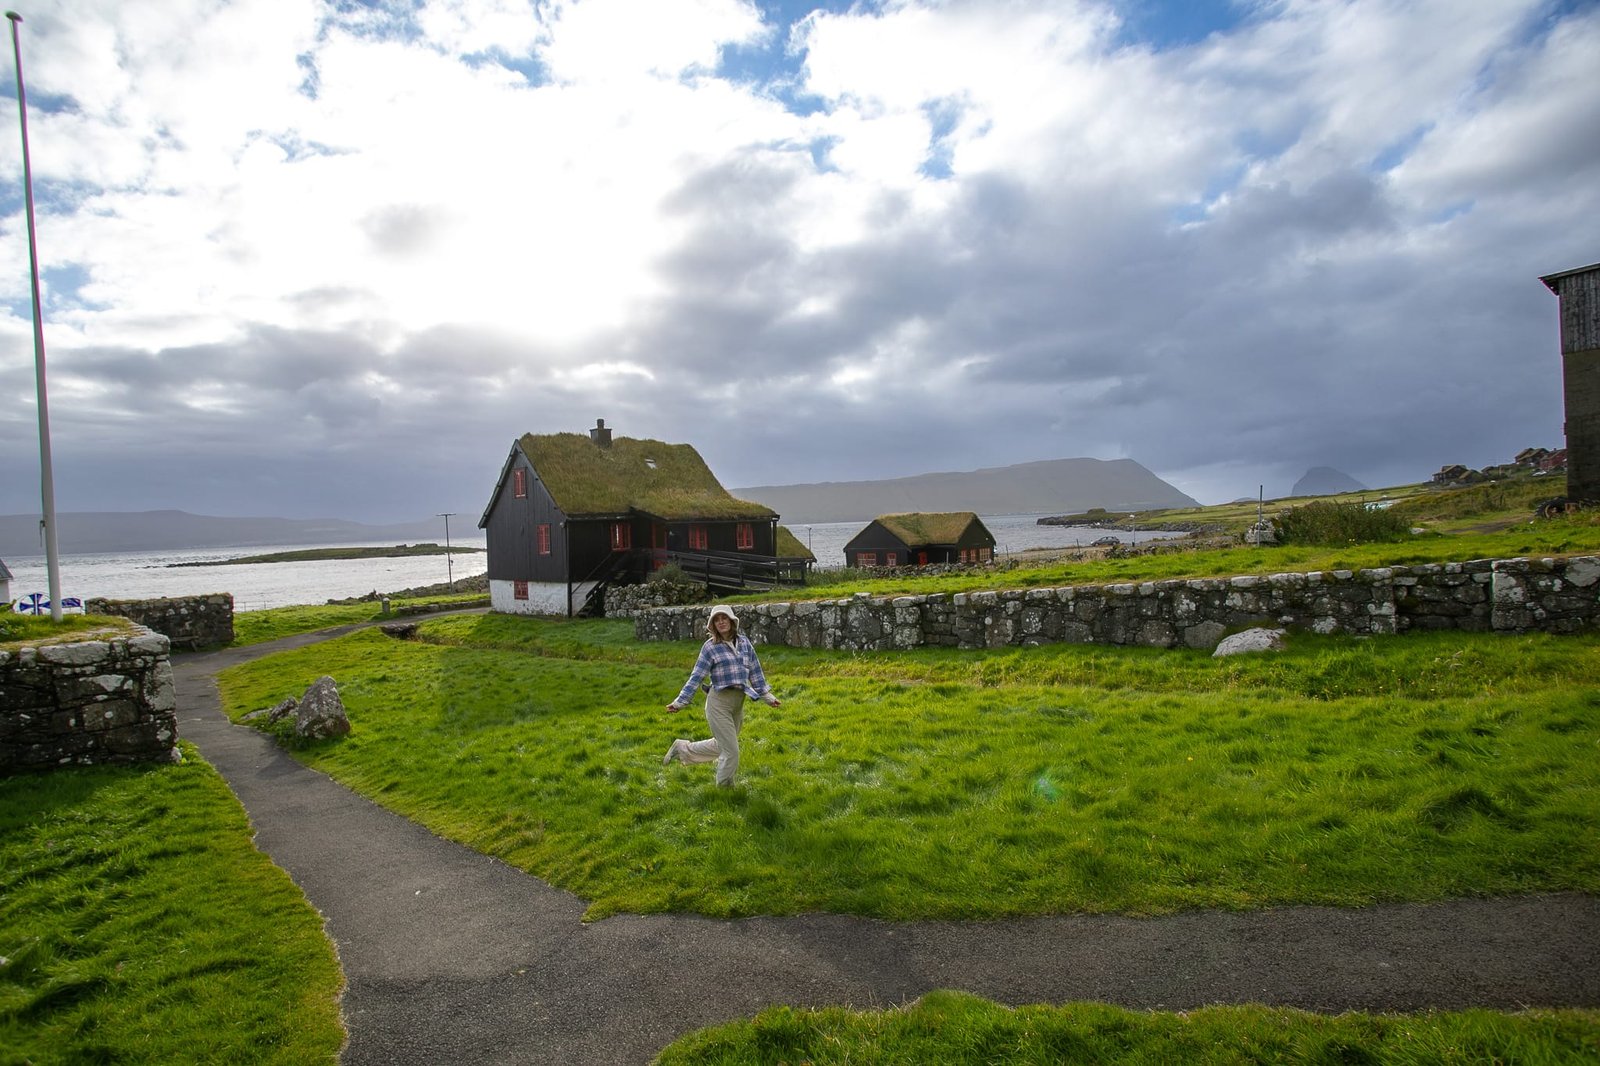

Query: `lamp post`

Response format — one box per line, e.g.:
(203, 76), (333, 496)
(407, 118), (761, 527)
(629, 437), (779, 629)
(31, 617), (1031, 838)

(437, 512), (455, 590)
(7, 10), (62, 622)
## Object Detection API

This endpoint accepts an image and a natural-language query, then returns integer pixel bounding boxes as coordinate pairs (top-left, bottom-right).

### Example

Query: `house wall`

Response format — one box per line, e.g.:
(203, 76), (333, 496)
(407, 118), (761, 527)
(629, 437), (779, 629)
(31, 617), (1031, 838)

(635, 556), (1600, 650)
(489, 578), (581, 616)
(1548, 265), (1600, 501)
(2, 625), (180, 772)
(482, 451), (571, 584)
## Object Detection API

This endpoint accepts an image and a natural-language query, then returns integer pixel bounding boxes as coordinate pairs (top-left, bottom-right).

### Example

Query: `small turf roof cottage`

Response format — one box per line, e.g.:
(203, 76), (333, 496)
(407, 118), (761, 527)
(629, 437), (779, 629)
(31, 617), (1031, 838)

(843, 512), (996, 568)
(479, 420), (799, 616)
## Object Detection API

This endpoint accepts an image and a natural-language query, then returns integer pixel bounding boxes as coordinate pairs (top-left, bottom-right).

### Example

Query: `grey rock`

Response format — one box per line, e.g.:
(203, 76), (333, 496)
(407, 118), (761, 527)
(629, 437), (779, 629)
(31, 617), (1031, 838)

(294, 677), (350, 740)
(1213, 627), (1288, 658)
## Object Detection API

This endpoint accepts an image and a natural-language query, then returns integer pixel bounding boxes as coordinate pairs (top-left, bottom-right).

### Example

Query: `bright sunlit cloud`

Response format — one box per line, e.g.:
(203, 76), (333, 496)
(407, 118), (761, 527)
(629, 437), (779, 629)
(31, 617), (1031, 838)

(0, 0), (1595, 523)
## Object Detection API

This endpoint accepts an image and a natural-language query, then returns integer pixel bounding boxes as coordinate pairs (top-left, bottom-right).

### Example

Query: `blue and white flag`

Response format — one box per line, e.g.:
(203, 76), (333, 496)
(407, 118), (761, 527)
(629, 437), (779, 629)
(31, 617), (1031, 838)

(11, 594), (85, 615)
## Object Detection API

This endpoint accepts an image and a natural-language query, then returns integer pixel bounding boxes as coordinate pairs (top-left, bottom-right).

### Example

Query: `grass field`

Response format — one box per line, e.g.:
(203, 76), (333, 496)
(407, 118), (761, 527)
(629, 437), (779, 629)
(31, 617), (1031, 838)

(0, 746), (344, 1065)
(215, 614), (1600, 922)
(656, 990), (1600, 1065)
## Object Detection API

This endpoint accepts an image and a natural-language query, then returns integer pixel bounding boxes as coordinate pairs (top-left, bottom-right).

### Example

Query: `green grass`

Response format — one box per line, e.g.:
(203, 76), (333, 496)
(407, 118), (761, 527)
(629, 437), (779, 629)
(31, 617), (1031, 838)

(724, 514), (1600, 603)
(0, 745), (344, 1064)
(0, 613), (138, 648)
(216, 615), (1600, 922)
(656, 990), (1600, 1065)
(230, 593), (487, 646)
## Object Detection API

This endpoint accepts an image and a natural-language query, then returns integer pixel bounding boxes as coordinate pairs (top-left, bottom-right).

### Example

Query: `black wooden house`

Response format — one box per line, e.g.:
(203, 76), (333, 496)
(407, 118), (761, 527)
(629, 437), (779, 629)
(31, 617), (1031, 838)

(842, 512), (996, 568)
(479, 420), (804, 615)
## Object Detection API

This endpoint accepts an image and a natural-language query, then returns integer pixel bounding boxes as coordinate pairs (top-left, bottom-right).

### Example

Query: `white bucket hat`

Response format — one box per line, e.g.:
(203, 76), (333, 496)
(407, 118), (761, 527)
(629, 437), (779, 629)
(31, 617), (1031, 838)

(707, 604), (738, 625)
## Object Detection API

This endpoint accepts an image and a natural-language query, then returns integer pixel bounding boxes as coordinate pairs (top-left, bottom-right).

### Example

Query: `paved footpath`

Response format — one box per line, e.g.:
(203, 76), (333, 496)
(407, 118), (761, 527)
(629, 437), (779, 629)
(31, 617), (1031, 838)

(177, 631), (1600, 1065)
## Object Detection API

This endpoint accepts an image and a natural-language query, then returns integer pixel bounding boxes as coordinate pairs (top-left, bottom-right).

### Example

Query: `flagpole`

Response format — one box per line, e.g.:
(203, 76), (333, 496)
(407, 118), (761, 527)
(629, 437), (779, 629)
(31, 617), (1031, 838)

(7, 10), (62, 621)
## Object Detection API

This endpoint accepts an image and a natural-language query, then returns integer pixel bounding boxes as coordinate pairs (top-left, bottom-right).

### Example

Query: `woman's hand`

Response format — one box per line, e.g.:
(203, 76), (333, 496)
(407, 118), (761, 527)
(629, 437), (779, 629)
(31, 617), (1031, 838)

(665, 702), (681, 713)
(765, 695), (782, 707)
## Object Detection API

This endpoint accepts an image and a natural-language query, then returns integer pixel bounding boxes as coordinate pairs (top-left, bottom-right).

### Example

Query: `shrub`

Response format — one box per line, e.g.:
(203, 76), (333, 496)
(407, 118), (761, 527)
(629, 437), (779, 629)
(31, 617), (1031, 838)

(1273, 500), (1412, 546)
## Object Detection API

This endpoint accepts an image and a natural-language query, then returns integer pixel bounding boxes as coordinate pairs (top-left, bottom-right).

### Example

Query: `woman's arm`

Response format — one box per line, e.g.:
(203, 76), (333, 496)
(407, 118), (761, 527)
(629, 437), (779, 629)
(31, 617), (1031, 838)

(667, 643), (713, 710)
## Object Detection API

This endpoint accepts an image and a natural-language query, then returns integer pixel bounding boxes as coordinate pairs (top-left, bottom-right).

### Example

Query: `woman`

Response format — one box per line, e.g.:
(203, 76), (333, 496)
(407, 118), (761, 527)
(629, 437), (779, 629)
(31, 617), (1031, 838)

(663, 604), (781, 787)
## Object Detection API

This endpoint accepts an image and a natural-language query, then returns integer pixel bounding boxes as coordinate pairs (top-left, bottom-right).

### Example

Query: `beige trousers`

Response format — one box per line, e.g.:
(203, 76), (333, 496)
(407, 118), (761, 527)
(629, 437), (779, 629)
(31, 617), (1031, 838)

(676, 686), (745, 786)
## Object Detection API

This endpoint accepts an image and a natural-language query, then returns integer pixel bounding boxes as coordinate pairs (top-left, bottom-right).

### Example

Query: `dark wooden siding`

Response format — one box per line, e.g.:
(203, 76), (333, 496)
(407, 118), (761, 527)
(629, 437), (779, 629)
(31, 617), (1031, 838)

(483, 453), (570, 583)
(1550, 266), (1600, 355)
(1548, 266), (1600, 502)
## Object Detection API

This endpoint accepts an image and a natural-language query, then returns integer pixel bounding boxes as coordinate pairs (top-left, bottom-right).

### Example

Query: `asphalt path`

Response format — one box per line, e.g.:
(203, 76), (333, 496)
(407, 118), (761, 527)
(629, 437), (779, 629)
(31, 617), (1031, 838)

(176, 626), (1600, 1065)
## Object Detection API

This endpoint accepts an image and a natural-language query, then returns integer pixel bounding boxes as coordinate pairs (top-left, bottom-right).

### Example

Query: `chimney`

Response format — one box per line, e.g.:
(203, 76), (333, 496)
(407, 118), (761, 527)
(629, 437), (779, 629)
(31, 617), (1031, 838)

(589, 418), (612, 448)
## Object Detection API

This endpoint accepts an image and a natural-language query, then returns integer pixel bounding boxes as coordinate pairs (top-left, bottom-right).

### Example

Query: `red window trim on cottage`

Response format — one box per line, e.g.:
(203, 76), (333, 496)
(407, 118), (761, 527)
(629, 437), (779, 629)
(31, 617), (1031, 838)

(688, 525), (708, 551)
(513, 580), (529, 600)
(537, 524), (551, 555)
(610, 522), (632, 551)
(857, 551), (876, 567)
(513, 468), (527, 498)
(736, 522), (754, 550)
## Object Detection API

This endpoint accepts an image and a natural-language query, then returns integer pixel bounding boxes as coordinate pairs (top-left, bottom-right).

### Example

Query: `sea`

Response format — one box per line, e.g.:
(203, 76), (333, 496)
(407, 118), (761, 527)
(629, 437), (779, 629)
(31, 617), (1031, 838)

(4, 514), (1178, 613)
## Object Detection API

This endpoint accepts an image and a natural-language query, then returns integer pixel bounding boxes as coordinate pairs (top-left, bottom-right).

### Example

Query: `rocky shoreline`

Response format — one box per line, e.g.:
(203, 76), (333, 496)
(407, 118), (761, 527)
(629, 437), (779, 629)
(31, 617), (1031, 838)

(326, 572), (489, 605)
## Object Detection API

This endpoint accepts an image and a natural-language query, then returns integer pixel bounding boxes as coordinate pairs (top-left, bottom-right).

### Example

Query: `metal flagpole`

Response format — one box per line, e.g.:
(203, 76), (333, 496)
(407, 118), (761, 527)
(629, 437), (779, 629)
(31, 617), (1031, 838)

(7, 10), (62, 622)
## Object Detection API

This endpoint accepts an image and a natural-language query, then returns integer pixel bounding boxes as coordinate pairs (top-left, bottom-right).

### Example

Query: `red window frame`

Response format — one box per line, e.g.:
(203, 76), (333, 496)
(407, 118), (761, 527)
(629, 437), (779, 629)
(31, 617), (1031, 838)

(857, 551), (876, 567)
(513, 468), (527, 498)
(537, 524), (551, 555)
(688, 525), (707, 551)
(610, 522), (632, 551)
(513, 580), (529, 600)
(736, 522), (754, 550)
(885, 551), (897, 566)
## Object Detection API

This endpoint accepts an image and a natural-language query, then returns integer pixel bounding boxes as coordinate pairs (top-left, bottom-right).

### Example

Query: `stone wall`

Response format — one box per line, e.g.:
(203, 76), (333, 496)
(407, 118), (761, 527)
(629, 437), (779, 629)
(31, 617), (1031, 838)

(86, 593), (234, 650)
(635, 556), (1600, 650)
(603, 580), (708, 619)
(1, 625), (180, 772)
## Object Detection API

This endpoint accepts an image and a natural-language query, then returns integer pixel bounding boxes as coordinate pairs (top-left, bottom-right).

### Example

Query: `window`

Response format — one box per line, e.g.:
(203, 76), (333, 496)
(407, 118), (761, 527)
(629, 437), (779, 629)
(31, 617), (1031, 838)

(513, 468), (527, 498)
(513, 580), (529, 600)
(652, 524), (667, 549)
(688, 525), (707, 550)
(610, 522), (632, 551)
(736, 523), (754, 550)
(857, 551), (876, 567)
(980, 547), (993, 563)
(537, 524), (551, 555)
(885, 552), (897, 567)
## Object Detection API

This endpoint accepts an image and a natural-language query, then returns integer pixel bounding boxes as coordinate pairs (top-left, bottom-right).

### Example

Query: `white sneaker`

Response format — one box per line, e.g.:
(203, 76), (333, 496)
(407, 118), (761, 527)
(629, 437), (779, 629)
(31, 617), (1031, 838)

(662, 740), (682, 766)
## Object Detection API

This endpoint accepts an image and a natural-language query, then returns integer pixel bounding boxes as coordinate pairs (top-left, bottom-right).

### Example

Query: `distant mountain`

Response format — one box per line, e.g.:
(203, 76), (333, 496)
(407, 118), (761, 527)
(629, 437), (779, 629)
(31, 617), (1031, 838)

(0, 510), (463, 558)
(1291, 467), (1367, 497)
(735, 458), (1198, 524)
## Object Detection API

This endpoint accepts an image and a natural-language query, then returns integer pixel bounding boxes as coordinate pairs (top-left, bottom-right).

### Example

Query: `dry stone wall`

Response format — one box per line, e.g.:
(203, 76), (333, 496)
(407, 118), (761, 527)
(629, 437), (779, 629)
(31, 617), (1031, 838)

(1, 625), (179, 772)
(634, 556), (1600, 650)
(85, 593), (234, 650)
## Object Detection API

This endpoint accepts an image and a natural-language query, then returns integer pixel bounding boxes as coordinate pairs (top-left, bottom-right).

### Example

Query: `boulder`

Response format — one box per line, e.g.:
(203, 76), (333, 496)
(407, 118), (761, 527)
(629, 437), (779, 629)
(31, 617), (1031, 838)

(1213, 627), (1288, 658)
(294, 676), (350, 740)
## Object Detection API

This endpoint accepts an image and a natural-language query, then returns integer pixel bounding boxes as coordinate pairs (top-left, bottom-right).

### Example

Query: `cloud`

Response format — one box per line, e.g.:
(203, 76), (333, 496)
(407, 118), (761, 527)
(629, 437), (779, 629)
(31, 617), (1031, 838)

(1, 0), (1596, 525)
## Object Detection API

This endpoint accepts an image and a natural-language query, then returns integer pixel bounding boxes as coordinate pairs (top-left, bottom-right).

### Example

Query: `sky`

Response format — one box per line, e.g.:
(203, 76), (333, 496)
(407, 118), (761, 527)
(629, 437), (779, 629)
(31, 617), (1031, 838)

(1, 0), (1597, 526)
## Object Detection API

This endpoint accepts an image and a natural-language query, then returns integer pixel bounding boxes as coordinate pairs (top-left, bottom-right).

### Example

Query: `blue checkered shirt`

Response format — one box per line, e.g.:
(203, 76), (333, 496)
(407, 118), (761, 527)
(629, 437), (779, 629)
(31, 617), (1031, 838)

(672, 635), (772, 708)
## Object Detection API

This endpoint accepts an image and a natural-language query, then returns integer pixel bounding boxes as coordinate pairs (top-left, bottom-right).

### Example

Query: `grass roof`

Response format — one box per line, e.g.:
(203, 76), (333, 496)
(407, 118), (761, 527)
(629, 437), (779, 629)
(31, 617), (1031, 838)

(775, 524), (815, 561)
(519, 432), (776, 521)
(875, 512), (987, 546)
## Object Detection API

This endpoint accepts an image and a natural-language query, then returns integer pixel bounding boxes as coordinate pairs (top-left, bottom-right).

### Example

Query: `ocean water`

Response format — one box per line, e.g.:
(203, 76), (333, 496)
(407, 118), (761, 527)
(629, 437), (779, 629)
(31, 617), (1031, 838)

(4, 515), (1176, 613)
(5, 537), (490, 613)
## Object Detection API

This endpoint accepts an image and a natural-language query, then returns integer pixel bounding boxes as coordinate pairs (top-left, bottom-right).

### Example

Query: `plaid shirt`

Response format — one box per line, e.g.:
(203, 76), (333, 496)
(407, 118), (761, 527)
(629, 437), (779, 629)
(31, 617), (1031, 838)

(672, 635), (772, 708)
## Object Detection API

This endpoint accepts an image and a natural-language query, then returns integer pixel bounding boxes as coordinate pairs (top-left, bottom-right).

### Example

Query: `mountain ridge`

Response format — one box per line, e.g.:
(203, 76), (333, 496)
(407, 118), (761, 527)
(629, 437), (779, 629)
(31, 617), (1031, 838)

(735, 457), (1197, 524)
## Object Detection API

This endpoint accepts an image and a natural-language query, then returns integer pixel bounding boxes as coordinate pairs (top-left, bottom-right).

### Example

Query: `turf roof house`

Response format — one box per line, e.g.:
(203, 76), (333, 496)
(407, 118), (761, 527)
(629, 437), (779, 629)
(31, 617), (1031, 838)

(843, 512), (996, 568)
(479, 420), (785, 616)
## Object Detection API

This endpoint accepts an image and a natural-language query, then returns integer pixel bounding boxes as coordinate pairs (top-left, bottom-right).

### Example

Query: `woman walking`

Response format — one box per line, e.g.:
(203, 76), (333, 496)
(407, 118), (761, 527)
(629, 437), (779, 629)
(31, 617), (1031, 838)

(663, 604), (781, 787)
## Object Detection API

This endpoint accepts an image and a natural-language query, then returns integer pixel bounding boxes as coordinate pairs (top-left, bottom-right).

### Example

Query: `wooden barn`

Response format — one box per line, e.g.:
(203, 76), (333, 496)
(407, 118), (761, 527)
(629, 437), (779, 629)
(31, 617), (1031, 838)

(843, 512), (995, 568)
(478, 420), (806, 616)
(1540, 262), (1600, 504)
